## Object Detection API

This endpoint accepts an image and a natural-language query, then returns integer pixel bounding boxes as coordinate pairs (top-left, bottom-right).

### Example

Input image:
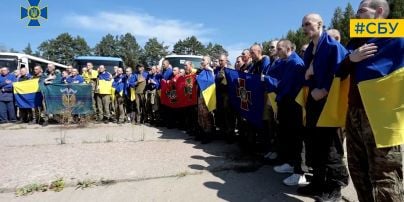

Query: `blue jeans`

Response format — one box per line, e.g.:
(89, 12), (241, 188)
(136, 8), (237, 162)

(0, 101), (16, 122)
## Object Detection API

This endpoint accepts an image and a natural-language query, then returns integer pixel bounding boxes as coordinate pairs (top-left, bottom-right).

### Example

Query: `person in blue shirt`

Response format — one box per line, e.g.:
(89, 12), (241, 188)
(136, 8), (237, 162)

(339, 1), (404, 201)
(162, 59), (173, 80)
(0, 67), (17, 123)
(266, 39), (308, 187)
(112, 68), (125, 124)
(124, 67), (136, 124)
(145, 65), (162, 124)
(297, 13), (349, 201)
(248, 44), (270, 75)
(66, 68), (84, 84)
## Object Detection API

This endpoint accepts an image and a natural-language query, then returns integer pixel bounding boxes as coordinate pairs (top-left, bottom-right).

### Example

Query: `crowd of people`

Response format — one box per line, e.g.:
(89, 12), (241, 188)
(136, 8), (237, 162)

(0, 1), (402, 201)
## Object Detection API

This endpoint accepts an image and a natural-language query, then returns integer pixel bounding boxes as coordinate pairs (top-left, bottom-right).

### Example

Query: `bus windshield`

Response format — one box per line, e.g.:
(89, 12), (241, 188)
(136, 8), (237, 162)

(165, 57), (202, 69)
(0, 56), (18, 72)
(74, 60), (124, 74)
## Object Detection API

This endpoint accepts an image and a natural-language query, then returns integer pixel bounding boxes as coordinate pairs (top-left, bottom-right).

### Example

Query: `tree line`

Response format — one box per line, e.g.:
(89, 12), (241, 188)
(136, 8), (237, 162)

(20, 34), (228, 68)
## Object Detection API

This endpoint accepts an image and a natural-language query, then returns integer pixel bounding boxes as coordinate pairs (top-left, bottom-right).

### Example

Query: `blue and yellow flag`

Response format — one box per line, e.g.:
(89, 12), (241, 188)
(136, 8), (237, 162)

(299, 32), (349, 127)
(13, 78), (42, 108)
(98, 80), (113, 95)
(226, 69), (265, 128)
(355, 38), (404, 148)
(196, 70), (216, 112)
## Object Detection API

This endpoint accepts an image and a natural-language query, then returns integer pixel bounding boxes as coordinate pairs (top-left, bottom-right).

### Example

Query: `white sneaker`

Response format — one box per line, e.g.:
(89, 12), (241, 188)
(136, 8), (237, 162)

(283, 174), (309, 186)
(264, 151), (278, 160)
(273, 163), (294, 173)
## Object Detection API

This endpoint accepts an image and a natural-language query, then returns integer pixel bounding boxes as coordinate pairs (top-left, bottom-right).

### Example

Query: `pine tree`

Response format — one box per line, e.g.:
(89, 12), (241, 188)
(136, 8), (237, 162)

(117, 33), (143, 68)
(23, 43), (33, 55)
(38, 33), (91, 64)
(94, 34), (120, 57)
(205, 43), (228, 61)
(389, 0), (404, 18)
(173, 36), (205, 55)
(142, 38), (169, 66)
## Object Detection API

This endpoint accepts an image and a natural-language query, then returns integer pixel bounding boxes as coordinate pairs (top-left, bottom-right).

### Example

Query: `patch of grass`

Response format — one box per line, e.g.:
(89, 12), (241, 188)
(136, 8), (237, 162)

(49, 178), (65, 192)
(76, 179), (96, 190)
(15, 183), (48, 197)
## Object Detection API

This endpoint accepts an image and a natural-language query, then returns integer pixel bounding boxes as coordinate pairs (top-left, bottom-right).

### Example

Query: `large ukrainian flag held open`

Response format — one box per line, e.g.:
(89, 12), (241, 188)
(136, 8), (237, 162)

(196, 70), (216, 112)
(356, 38), (404, 148)
(13, 78), (42, 108)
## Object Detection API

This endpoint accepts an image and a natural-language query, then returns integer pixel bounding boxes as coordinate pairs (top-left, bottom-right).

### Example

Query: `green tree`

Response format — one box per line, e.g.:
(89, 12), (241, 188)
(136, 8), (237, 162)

(173, 36), (205, 55)
(94, 34), (120, 57)
(23, 43), (33, 55)
(329, 3), (355, 45)
(117, 33), (143, 68)
(38, 33), (91, 64)
(73, 36), (91, 56)
(204, 43), (228, 60)
(142, 37), (169, 66)
(286, 28), (309, 52)
(389, 0), (404, 18)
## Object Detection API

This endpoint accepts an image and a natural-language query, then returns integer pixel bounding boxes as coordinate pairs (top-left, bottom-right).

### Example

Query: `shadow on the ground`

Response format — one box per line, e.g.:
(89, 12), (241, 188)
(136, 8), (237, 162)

(156, 126), (307, 202)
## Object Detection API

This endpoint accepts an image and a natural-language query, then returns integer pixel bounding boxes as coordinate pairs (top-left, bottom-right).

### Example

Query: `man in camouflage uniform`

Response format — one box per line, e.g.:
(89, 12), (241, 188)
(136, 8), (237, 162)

(341, 1), (403, 201)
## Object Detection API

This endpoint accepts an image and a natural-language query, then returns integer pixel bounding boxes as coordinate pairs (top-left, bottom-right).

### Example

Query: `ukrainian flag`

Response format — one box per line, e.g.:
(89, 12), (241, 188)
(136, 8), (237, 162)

(355, 38), (404, 148)
(98, 80), (113, 95)
(296, 32), (349, 127)
(196, 69), (216, 112)
(13, 78), (42, 108)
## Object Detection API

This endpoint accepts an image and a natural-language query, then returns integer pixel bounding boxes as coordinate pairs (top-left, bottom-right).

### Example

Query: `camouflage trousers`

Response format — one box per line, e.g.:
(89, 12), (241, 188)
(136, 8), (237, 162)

(346, 106), (404, 202)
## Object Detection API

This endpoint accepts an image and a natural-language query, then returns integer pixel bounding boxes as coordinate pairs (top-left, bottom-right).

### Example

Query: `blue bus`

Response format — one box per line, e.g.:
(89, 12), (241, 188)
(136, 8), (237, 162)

(73, 56), (124, 73)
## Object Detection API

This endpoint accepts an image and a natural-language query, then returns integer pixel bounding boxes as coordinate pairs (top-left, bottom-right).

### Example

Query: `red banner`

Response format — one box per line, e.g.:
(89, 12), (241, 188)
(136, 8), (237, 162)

(161, 74), (197, 108)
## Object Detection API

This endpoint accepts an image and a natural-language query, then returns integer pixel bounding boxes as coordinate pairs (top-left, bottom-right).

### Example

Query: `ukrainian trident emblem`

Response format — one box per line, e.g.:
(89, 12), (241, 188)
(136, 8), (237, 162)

(60, 88), (77, 108)
(21, 0), (48, 27)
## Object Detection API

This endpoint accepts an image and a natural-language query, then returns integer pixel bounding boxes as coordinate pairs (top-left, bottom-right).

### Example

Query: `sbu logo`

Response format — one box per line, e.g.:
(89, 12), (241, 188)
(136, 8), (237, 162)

(21, 0), (48, 27)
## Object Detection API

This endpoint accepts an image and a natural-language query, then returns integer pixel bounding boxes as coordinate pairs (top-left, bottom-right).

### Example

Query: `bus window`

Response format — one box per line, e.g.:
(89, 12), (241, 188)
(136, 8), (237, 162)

(0, 55), (18, 72)
(28, 59), (47, 73)
(73, 58), (124, 74)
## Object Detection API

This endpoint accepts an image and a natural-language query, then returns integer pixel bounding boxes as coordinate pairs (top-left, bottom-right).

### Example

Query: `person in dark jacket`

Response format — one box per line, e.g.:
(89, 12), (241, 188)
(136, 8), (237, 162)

(0, 67), (17, 123)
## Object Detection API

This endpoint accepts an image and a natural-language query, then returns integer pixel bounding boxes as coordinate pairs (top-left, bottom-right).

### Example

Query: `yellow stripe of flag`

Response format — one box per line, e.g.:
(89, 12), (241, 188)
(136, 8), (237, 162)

(358, 68), (404, 148)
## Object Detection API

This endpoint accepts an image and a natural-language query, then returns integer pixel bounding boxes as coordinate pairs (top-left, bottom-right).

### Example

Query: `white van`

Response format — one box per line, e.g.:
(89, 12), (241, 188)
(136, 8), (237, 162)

(0, 52), (67, 73)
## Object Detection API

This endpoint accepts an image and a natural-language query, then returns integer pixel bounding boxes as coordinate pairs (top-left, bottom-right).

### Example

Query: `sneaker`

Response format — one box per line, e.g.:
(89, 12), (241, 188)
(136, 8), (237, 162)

(273, 163), (294, 173)
(314, 188), (342, 202)
(264, 151), (278, 160)
(283, 174), (309, 186)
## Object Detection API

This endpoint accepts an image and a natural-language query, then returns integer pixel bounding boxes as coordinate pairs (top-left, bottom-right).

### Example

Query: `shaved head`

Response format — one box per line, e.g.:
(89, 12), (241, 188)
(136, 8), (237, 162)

(302, 13), (324, 40)
(303, 13), (323, 27)
(358, 0), (390, 19)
